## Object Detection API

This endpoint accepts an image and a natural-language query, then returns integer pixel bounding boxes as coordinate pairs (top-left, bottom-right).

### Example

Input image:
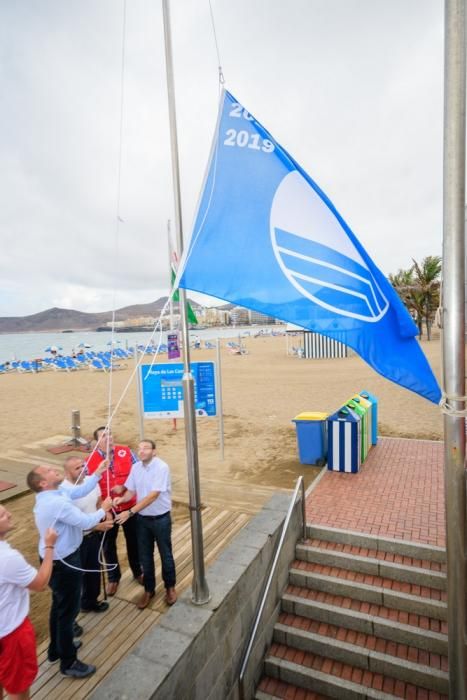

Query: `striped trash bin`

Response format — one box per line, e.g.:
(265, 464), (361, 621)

(292, 412), (328, 466)
(327, 405), (361, 473)
(360, 390), (378, 445)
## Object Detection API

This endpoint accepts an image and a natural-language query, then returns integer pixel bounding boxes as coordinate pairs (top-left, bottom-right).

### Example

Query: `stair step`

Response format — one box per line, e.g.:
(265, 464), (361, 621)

(296, 543), (446, 590)
(273, 617), (448, 693)
(282, 593), (448, 656)
(284, 585), (448, 637)
(291, 560), (447, 601)
(305, 526), (446, 564)
(302, 539), (446, 574)
(256, 678), (329, 699)
(256, 679), (329, 699)
(264, 643), (448, 699)
(289, 565), (447, 621)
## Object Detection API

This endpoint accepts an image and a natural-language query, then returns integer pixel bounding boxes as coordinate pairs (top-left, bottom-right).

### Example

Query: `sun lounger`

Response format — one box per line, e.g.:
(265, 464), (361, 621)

(90, 358), (107, 372)
(64, 356), (82, 370)
(52, 358), (71, 372)
(14, 360), (36, 373)
(99, 356), (126, 371)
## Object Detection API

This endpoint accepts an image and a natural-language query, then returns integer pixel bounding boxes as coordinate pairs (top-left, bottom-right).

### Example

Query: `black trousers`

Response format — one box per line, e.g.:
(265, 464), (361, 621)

(138, 512), (176, 594)
(80, 531), (103, 608)
(48, 549), (82, 672)
(103, 514), (141, 582)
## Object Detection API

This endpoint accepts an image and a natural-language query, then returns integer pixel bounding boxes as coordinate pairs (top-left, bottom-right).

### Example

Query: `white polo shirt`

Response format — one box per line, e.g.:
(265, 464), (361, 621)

(0, 541), (36, 637)
(124, 457), (171, 516)
(61, 476), (101, 514)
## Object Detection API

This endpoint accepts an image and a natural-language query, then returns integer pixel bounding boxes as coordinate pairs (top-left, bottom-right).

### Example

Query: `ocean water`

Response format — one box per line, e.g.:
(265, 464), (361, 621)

(0, 326), (280, 362)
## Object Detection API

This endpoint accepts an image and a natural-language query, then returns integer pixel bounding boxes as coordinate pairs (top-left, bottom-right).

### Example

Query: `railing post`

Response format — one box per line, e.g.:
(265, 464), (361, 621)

(301, 476), (307, 542)
(238, 476), (303, 699)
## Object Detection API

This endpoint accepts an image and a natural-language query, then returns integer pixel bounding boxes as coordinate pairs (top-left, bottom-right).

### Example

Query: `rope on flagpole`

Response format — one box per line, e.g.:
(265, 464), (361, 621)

(439, 391), (467, 417)
(209, 0), (225, 88)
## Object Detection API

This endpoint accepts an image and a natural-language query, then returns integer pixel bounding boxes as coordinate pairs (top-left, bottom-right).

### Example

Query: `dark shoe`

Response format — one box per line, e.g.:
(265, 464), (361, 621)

(106, 581), (119, 596)
(81, 601), (109, 613)
(134, 574), (144, 585)
(48, 640), (82, 663)
(61, 659), (96, 678)
(137, 590), (155, 609)
(73, 621), (83, 637)
(165, 587), (177, 605)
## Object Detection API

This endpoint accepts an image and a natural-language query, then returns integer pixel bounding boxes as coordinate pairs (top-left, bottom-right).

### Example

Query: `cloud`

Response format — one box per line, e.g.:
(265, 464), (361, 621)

(0, 0), (444, 316)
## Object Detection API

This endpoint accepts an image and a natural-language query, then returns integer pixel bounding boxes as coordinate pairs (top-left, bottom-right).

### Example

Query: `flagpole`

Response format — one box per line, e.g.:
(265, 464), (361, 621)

(167, 219), (174, 331)
(443, 0), (467, 695)
(162, 0), (210, 605)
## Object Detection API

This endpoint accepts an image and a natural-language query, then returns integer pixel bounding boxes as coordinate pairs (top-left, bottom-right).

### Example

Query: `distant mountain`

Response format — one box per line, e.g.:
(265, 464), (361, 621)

(0, 297), (203, 333)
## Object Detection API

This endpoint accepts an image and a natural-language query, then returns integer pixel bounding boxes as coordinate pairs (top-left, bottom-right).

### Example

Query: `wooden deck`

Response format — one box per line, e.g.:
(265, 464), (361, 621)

(0, 436), (290, 698)
(29, 486), (286, 698)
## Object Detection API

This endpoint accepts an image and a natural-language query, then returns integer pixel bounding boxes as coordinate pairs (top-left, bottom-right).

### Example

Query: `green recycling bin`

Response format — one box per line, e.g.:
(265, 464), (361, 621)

(346, 399), (369, 462)
(360, 390), (378, 445)
(351, 394), (372, 456)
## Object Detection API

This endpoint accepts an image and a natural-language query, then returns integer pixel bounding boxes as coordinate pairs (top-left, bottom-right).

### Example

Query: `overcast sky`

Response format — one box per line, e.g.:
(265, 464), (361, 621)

(0, 0), (444, 317)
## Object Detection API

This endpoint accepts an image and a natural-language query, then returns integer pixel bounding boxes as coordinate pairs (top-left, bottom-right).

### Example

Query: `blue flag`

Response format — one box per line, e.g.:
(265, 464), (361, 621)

(179, 90), (441, 404)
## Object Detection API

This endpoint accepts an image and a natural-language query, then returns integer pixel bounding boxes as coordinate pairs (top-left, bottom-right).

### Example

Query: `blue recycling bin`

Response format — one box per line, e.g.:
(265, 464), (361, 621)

(360, 390), (378, 445)
(292, 412), (328, 466)
(327, 405), (361, 473)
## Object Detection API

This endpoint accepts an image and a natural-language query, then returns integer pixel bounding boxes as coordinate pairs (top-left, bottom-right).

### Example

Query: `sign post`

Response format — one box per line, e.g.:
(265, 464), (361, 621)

(216, 339), (225, 460)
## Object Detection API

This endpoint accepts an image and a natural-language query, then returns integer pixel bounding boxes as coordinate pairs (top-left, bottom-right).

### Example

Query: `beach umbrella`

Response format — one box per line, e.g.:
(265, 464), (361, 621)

(45, 345), (63, 354)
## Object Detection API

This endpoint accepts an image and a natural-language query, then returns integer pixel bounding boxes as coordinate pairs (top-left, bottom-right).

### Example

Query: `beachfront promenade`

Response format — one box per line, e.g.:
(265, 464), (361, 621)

(306, 436), (445, 548)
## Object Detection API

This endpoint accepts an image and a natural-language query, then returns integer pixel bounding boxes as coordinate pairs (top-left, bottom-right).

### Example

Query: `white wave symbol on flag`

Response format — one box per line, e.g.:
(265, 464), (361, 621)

(270, 171), (389, 323)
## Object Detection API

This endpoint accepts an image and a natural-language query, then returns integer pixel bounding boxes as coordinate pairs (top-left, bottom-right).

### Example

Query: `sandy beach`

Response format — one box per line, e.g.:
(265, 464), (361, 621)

(1, 334), (443, 469)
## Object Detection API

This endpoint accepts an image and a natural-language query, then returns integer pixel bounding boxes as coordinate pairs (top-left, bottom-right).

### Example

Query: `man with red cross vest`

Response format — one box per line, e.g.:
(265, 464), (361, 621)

(86, 427), (142, 595)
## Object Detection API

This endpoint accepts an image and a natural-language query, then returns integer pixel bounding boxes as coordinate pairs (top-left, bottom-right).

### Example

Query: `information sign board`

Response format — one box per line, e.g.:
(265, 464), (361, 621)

(140, 362), (217, 418)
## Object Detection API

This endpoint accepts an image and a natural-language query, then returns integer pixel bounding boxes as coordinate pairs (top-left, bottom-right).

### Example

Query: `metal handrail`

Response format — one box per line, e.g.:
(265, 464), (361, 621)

(238, 475), (307, 699)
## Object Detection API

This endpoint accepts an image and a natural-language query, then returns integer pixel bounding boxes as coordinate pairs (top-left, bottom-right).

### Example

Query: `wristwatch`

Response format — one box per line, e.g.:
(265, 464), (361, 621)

(128, 509), (134, 517)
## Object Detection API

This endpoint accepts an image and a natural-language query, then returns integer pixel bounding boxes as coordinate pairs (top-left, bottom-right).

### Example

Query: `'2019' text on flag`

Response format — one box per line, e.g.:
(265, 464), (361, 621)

(178, 90), (441, 404)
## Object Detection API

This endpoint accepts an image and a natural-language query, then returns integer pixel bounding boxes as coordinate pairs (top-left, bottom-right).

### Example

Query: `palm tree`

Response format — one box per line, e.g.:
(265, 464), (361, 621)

(410, 256), (441, 340)
(389, 268), (424, 336)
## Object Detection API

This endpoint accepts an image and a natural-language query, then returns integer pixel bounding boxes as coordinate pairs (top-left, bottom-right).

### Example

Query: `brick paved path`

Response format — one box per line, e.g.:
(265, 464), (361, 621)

(306, 437), (445, 547)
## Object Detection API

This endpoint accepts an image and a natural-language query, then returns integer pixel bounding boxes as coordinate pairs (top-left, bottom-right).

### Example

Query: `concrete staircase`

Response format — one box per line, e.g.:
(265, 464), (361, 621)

(255, 525), (448, 700)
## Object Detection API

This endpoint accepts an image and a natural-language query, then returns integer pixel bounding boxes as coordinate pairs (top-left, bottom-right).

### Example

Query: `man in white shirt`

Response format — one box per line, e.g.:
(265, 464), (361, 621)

(114, 439), (177, 609)
(62, 456), (113, 613)
(0, 504), (57, 699)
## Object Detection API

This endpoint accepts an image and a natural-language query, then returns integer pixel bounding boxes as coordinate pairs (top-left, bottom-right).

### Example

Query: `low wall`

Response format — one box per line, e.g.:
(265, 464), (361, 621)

(91, 492), (302, 700)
